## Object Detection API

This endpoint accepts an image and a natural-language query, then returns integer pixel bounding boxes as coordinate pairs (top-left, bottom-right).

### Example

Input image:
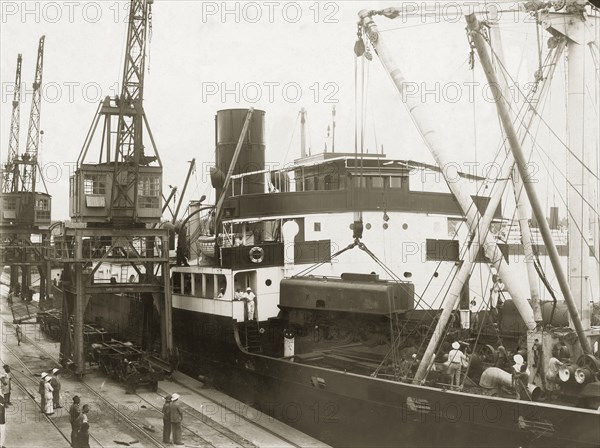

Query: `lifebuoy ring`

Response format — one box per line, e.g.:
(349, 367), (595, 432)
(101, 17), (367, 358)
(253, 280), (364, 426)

(249, 246), (264, 263)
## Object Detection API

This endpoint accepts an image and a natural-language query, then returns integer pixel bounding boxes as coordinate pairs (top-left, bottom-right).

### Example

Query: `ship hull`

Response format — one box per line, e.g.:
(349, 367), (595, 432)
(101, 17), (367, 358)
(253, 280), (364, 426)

(173, 308), (600, 448)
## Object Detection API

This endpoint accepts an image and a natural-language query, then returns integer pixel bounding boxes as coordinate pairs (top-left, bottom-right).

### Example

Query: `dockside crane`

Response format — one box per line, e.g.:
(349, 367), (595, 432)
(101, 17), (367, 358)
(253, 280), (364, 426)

(53, 0), (172, 378)
(2, 54), (22, 193)
(72, 0), (161, 226)
(0, 36), (52, 307)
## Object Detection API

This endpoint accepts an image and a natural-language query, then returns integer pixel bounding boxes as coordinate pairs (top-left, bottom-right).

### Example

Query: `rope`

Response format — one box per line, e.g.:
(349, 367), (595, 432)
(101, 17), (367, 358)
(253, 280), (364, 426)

(292, 241), (358, 278)
(282, 111), (300, 165)
(488, 40), (600, 183)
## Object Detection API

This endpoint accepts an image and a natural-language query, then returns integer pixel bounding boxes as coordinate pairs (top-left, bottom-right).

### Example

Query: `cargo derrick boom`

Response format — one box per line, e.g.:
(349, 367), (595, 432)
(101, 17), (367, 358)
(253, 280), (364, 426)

(21, 36), (45, 195)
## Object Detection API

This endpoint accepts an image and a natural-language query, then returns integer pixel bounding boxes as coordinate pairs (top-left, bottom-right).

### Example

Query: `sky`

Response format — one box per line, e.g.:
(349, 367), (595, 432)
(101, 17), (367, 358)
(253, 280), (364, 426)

(1, 1), (599, 220)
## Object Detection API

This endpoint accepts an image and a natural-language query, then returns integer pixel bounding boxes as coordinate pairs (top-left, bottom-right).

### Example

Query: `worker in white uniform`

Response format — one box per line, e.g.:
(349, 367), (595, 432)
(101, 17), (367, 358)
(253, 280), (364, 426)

(447, 342), (467, 387)
(244, 287), (256, 321)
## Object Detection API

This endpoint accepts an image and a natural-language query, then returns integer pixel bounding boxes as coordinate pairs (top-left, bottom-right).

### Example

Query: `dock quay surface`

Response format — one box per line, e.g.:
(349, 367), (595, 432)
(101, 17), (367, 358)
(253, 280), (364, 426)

(0, 286), (330, 448)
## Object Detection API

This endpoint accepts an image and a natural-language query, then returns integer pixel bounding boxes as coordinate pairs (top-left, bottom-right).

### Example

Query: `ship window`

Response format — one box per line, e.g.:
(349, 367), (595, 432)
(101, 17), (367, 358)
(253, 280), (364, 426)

(314, 222), (321, 232)
(138, 175), (160, 197)
(352, 176), (367, 188)
(172, 273), (182, 294)
(182, 273), (192, 295)
(371, 177), (384, 188)
(216, 275), (227, 298)
(3, 198), (16, 210)
(84, 174), (106, 195)
(426, 239), (460, 262)
(390, 177), (403, 188)
(323, 174), (339, 190)
(305, 176), (316, 191)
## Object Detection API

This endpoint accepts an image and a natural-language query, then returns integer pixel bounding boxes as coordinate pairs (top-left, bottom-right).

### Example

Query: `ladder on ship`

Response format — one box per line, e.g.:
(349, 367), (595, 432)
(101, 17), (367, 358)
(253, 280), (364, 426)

(244, 320), (263, 354)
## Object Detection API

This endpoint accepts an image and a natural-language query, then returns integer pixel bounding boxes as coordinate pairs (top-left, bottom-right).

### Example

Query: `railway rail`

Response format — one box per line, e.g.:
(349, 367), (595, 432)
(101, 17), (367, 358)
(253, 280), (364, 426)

(2, 315), (306, 448)
(1, 316), (164, 448)
(1, 342), (105, 448)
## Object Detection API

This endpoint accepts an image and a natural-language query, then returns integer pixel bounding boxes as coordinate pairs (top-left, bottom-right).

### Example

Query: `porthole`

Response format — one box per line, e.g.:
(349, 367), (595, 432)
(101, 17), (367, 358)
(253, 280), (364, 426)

(383, 223), (389, 230)
(265, 279), (272, 286)
(366, 223), (372, 230)
(402, 223), (409, 230)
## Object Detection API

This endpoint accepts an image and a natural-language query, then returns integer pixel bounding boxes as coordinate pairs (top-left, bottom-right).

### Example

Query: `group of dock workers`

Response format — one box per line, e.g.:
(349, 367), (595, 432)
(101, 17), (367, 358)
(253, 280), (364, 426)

(441, 338), (574, 400)
(409, 273), (577, 400)
(38, 368), (62, 415)
(443, 331), (575, 401)
(36, 369), (91, 447)
(1, 365), (12, 423)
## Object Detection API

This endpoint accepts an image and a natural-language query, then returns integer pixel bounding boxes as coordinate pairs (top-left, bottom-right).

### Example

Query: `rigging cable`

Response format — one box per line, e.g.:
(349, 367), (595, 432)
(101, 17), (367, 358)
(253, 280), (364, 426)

(282, 111), (301, 165)
(489, 42), (600, 183)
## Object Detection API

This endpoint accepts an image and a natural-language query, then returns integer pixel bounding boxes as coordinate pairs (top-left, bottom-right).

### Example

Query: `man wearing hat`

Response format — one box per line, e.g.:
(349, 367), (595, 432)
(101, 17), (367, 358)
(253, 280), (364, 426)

(69, 395), (81, 446)
(39, 372), (48, 410)
(447, 342), (467, 387)
(50, 368), (62, 408)
(43, 375), (54, 415)
(162, 394), (172, 443)
(169, 393), (184, 445)
(1, 365), (11, 406)
(512, 354), (530, 374)
(15, 323), (22, 346)
(244, 287), (256, 321)
(512, 355), (530, 400)
(74, 404), (90, 446)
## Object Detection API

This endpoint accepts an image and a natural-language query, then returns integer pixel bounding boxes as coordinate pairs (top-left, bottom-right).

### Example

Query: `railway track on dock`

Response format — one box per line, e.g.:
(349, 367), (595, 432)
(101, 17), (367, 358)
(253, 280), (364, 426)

(1, 317), (164, 448)
(133, 390), (255, 448)
(161, 383), (305, 448)
(1, 342), (106, 448)
(2, 315), (305, 448)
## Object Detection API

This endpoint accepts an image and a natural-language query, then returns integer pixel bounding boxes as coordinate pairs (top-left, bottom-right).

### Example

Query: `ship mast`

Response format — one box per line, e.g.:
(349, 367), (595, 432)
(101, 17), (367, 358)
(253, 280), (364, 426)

(331, 105), (336, 152)
(466, 8), (593, 353)
(487, 18), (549, 323)
(300, 108), (307, 158)
(412, 23), (564, 384)
(551, 1), (596, 330)
(357, 9), (537, 330)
